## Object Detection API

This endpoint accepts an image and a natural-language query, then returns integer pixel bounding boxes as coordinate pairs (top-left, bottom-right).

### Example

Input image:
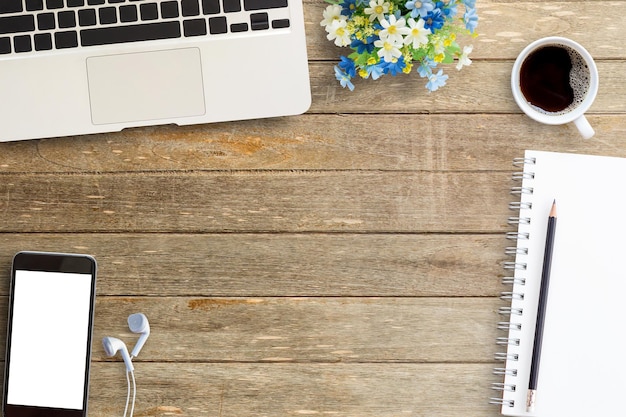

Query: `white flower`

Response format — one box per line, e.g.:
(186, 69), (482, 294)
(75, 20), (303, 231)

(364, 0), (390, 22)
(320, 4), (346, 28)
(456, 45), (473, 70)
(404, 18), (431, 49)
(326, 19), (351, 47)
(374, 38), (402, 62)
(379, 15), (410, 45)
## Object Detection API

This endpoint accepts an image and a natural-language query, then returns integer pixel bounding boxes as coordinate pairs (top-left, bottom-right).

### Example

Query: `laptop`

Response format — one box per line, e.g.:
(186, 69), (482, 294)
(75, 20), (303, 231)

(0, 0), (311, 142)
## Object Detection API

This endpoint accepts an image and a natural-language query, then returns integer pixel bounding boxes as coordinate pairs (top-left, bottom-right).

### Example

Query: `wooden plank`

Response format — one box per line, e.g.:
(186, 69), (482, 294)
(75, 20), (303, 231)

(1, 114), (625, 173)
(0, 234), (506, 297)
(0, 172), (512, 233)
(308, 61), (625, 113)
(89, 363), (501, 417)
(90, 297), (500, 363)
(305, 0), (626, 60)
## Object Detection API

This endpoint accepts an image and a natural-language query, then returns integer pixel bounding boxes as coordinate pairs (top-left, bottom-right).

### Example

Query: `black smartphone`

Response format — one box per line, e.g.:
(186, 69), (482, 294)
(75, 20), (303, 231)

(2, 252), (97, 417)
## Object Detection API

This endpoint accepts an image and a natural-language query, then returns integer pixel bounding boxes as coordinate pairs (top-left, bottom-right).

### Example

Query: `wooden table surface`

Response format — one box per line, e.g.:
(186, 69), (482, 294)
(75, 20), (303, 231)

(2, 0), (626, 416)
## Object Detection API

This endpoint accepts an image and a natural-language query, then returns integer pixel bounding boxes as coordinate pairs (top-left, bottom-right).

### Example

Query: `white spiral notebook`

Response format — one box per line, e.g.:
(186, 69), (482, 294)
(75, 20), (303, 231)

(492, 150), (626, 416)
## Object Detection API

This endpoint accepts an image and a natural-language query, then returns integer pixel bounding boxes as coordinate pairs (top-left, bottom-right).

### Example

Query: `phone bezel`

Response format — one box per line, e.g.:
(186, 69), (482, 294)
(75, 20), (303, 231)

(2, 252), (97, 417)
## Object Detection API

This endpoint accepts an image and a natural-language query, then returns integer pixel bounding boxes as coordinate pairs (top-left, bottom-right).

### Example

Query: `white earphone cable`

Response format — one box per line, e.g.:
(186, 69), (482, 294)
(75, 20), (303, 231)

(130, 370), (137, 417)
(123, 370), (131, 417)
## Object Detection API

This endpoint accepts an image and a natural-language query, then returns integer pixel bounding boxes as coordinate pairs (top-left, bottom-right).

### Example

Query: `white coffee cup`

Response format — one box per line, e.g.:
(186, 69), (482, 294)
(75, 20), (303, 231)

(511, 37), (599, 139)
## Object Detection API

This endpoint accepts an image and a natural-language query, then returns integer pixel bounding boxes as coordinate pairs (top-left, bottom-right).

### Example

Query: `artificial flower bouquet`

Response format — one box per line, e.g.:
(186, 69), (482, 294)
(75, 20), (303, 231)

(321, 0), (478, 91)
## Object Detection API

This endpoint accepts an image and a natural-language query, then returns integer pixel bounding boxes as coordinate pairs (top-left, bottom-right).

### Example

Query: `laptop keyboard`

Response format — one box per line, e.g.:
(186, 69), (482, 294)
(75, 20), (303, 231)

(0, 0), (291, 54)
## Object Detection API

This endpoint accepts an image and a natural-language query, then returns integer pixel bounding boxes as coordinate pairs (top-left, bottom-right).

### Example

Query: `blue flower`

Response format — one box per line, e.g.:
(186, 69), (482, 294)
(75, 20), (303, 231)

(426, 69), (448, 91)
(463, 0), (476, 8)
(351, 36), (376, 54)
(340, 0), (358, 17)
(381, 56), (407, 76)
(365, 63), (385, 80)
(338, 56), (357, 78)
(423, 9), (445, 30)
(405, 0), (434, 18)
(417, 58), (436, 77)
(464, 7), (478, 33)
(334, 65), (355, 91)
(436, 1), (457, 17)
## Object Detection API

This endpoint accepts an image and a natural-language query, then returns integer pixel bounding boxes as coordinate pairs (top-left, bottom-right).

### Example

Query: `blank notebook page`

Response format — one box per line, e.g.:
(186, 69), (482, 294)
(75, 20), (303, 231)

(498, 150), (626, 416)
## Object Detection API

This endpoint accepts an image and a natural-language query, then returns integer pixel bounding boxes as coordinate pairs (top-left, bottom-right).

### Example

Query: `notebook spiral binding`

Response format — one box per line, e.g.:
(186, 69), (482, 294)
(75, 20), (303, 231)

(489, 156), (536, 408)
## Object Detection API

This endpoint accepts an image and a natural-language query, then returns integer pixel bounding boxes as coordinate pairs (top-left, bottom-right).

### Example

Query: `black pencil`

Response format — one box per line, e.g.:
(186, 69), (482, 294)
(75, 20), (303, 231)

(527, 200), (557, 412)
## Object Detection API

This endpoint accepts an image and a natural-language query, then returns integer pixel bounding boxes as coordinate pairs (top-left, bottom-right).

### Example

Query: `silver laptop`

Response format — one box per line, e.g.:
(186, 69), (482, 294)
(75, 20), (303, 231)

(0, 0), (311, 142)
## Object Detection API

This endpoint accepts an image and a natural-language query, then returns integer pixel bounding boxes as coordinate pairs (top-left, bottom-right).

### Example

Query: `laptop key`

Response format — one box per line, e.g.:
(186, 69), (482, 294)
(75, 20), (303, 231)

(55, 31), (79, 48)
(230, 22), (247, 32)
(0, 16), (36, 35)
(14, 35), (32, 53)
(272, 18), (289, 28)
(223, 0), (241, 13)
(80, 22), (181, 46)
(0, 0), (23, 14)
(37, 12), (55, 29)
(202, 0), (220, 14)
(99, 7), (117, 24)
(119, 5), (138, 22)
(67, 0), (85, 6)
(140, 3), (159, 20)
(26, 0), (45, 12)
(182, 0), (200, 16)
(161, 1), (179, 18)
(244, 0), (287, 10)
(0, 37), (11, 54)
(208, 16), (227, 34)
(78, 9), (97, 26)
(183, 19), (206, 36)
(34, 33), (53, 50)
(58, 11), (77, 28)
(46, 0), (65, 9)
(250, 12), (268, 30)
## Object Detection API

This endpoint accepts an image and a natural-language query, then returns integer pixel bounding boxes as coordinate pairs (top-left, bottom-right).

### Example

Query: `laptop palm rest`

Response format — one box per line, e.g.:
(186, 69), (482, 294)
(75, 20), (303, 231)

(86, 48), (206, 125)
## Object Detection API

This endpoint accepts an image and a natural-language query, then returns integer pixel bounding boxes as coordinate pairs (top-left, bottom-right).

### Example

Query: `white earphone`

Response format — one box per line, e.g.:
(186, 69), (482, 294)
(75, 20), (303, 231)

(102, 336), (134, 372)
(127, 312), (150, 358)
(103, 313), (150, 417)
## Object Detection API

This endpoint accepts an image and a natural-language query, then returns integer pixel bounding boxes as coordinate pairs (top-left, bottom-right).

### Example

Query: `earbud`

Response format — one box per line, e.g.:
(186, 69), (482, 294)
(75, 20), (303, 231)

(127, 313), (150, 358)
(102, 336), (134, 372)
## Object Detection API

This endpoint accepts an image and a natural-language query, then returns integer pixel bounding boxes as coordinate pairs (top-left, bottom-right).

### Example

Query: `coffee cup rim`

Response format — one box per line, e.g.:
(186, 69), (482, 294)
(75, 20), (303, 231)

(511, 37), (599, 125)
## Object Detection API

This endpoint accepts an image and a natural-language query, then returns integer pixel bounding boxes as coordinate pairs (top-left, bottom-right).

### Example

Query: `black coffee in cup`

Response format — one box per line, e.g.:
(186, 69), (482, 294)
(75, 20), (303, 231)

(519, 45), (590, 114)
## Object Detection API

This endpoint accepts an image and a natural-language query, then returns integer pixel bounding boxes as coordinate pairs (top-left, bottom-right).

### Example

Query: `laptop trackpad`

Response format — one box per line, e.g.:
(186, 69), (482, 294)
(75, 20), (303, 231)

(87, 48), (206, 125)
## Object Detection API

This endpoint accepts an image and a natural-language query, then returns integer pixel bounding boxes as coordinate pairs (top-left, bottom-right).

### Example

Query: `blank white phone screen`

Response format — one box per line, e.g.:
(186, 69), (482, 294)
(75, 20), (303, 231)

(7, 270), (93, 410)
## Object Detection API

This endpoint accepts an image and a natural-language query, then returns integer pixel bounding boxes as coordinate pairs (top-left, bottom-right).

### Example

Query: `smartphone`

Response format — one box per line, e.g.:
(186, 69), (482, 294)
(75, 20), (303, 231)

(2, 252), (97, 417)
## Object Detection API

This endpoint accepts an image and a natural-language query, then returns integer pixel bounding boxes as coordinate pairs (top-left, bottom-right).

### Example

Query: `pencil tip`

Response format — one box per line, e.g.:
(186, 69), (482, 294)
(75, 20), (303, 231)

(550, 200), (557, 217)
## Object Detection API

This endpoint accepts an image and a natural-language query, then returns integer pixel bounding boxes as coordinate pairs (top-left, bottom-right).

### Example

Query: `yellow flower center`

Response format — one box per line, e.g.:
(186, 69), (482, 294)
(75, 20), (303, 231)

(375, 5), (383, 14)
(388, 26), (397, 35)
(384, 42), (393, 51)
(336, 27), (345, 36)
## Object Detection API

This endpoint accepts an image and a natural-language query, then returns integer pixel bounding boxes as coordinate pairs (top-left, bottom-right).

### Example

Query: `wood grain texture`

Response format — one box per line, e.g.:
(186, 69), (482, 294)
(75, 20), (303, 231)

(2, 115), (626, 173)
(89, 363), (499, 417)
(308, 62), (625, 113)
(0, 234), (506, 297)
(92, 297), (500, 363)
(0, 172), (511, 233)
(0, 297), (502, 363)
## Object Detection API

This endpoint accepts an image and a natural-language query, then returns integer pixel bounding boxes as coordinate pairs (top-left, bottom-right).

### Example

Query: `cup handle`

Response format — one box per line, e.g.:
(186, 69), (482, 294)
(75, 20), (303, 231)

(573, 115), (595, 139)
